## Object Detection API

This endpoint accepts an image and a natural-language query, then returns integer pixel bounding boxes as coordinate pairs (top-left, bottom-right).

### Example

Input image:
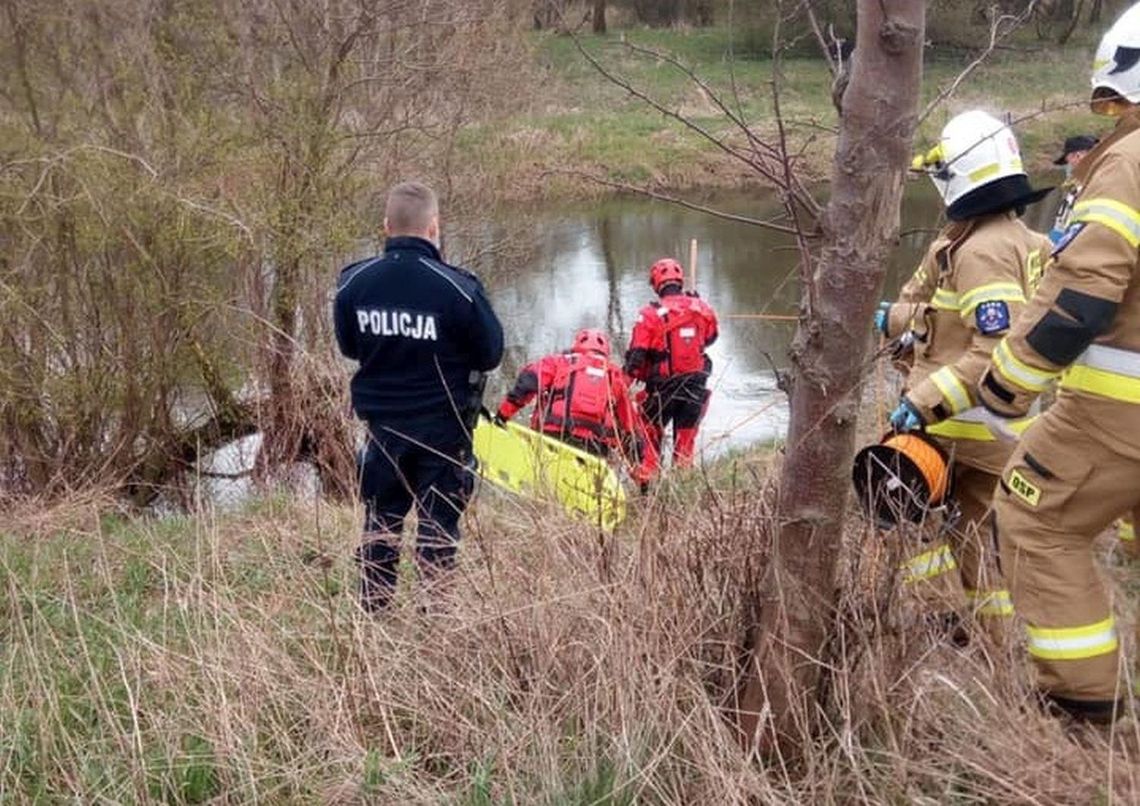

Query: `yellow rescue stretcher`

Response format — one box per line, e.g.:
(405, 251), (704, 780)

(472, 415), (627, 532)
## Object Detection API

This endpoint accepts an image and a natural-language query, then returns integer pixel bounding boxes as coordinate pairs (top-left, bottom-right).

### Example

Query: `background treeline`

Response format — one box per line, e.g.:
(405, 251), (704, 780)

(0, 0), (528, 504)
(543, 0), (1116, 49)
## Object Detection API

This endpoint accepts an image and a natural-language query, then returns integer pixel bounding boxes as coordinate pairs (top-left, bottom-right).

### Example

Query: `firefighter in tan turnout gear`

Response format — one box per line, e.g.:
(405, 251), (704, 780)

(976, 3), (1140, 723)
(876, 110), (1051, 630)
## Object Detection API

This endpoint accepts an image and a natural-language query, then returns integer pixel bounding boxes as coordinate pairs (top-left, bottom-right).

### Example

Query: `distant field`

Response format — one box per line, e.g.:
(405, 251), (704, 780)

(474, 24), (1105, 199)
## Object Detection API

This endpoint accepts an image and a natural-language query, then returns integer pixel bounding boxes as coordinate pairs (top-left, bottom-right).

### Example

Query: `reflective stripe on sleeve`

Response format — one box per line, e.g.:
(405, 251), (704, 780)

(1059, 344), (1140, 403)
(1073, 344), (1140, 376)
(1071, 198), (1140, 248)
(992, 339), (1059, 393)
(902, 544), (957, 584)
(965, 588), (1014, 617)
(1060, 366), (1140, 403)
(931, 288), (960, 311)
(958, 282), (1026, 317)
(926, 410), (1036, 441)
(929, 367), (972, 415)
(1026, 617), (1118, 661)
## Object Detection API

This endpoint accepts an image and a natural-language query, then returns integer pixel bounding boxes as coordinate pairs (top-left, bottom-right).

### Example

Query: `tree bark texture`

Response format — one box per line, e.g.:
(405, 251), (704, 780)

(592, 0), (605, 33)
(735, 0), (925, 756)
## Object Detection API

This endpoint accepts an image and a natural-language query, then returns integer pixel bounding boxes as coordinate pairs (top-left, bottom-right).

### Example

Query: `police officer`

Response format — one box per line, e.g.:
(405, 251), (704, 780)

(494, 328), (641, 461)
(333, 181), (504, 612)
(977, 3), (1140, 723)
(624, 258), (719, 483)
(1048, 134), (1100, 243)
(879, 110), (1051, 632)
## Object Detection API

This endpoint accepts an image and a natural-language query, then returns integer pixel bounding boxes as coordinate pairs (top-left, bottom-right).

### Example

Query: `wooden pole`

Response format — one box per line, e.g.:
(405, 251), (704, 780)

(688, 238), (698, 288)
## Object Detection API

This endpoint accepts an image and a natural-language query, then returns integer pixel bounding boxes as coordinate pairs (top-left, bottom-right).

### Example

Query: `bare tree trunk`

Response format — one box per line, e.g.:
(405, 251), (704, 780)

(1057, 0), (1086, 44)
(592, 0), (605, 33)
(735, 0), (925, 756)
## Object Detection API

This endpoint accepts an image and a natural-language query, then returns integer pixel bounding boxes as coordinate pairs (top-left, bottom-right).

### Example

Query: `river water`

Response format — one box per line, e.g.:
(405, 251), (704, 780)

(481, 181), (1042, 458)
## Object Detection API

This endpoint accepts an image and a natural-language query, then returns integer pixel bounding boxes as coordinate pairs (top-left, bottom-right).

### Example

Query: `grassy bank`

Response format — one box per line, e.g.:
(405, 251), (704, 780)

(3, 461), (1139, 802)
(480, 25), (1103, 200)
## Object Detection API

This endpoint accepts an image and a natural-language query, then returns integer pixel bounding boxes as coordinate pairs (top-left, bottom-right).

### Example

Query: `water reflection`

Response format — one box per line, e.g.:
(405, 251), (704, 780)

(478, 182), (964, 457)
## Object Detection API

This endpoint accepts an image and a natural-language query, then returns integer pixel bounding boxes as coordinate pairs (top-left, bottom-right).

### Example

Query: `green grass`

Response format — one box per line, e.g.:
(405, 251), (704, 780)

(479, 24), (1108, 199)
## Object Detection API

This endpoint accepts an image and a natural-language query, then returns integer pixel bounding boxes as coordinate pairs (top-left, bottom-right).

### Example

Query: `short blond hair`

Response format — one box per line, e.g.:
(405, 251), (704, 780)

(384, 181), (439, 235)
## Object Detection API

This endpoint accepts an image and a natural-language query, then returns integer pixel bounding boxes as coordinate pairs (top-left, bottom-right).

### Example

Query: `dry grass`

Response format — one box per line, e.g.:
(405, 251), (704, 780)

(1, 468), (1139, 803)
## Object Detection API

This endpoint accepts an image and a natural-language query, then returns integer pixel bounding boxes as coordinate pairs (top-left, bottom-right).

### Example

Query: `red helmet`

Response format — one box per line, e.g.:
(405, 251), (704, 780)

(649, 258), (685, 293)
(571, 328), (610, 355)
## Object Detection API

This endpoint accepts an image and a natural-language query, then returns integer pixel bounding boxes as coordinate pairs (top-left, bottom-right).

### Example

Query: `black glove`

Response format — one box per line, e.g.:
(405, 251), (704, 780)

(492, 412), (507, 428)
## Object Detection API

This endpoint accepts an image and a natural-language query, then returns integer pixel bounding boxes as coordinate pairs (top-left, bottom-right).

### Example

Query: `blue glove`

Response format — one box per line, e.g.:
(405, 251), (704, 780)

(873, 301), (891, 335)
(888, 398), (924, 432)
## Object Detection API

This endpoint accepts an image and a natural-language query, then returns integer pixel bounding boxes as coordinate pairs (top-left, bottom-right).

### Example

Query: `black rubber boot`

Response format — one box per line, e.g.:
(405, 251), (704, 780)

(355, 539), (399, 614)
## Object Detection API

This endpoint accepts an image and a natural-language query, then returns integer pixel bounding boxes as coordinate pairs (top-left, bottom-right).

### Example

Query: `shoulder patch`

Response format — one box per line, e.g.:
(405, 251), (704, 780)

(1051, 222), (1085, 257)
(975, 300), (1011, 335)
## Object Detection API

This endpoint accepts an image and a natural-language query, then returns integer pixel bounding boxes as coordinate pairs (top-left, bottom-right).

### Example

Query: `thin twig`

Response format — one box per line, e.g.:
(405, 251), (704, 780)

(918, 1), (1040, 125)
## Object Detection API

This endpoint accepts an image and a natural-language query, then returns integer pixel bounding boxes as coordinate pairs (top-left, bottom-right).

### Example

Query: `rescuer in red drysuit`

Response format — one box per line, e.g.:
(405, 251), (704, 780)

(624, 258), (719, 483)
(495, 328), (642, 462)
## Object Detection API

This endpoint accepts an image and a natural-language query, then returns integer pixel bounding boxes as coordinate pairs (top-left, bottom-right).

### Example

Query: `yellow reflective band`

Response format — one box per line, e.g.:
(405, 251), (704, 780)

(931, 288), (960, 311)
(902, 544), (957, 584)
(927, 413), (1035, 441)
(1060, 365), (1140, 403)
(1072, 198), (1140, 248)
(965, 589), (1014, 617)
(958, 282), (1026, 317)
(1119, 520), (1136, 541)
(1026, 250), (1044, 294)
(968, 163), (1001, 183)
(929, 367), (972, 414)
(1026, 617), (1118, 661)
(992, 339), (1058, 393)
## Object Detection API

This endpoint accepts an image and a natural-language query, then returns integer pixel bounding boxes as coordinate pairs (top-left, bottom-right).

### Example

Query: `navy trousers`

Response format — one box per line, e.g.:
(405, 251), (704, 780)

(356, 420), (475, 611)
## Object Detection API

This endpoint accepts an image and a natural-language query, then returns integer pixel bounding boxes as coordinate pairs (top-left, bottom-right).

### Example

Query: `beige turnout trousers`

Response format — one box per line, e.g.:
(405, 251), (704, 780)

(903, 460), (1012, 623)
(994, 397), (1140, 715)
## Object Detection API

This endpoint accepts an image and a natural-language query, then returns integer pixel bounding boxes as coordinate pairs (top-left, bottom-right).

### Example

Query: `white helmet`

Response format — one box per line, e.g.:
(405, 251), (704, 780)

(1092, 2), (1140, 109)
(911, 110), (1043, 219)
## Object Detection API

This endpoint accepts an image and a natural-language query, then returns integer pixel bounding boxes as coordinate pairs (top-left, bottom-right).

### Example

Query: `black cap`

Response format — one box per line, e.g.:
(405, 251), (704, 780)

(1052, 134), (1099, 165)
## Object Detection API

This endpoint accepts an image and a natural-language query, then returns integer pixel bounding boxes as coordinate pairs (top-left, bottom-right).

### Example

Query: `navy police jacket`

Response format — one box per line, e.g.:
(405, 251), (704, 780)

(334, 237), (504, 428)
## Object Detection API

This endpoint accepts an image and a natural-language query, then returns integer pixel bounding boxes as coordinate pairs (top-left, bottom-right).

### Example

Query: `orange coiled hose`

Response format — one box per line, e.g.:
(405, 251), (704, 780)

(882, 432), (950, 505)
